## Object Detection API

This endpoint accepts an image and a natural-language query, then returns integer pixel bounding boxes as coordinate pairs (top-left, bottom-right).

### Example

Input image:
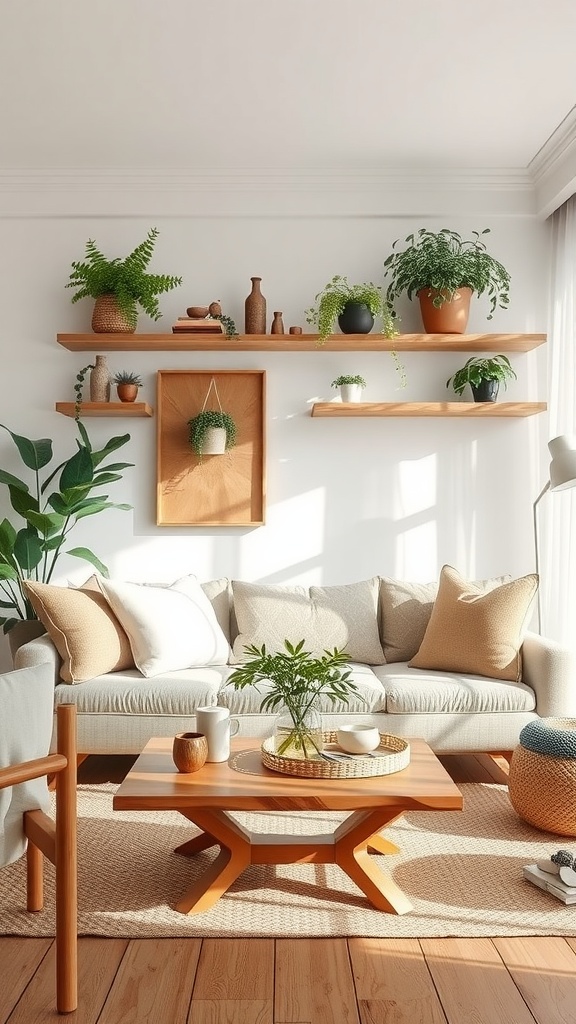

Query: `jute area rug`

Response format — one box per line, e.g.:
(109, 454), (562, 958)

(2, 782), (575, 939)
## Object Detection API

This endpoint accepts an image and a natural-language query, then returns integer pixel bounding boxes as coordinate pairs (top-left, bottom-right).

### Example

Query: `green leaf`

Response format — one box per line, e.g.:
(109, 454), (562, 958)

(66, 547), (109, 577)
(25, 510), (65, 537)
(91, 434), (131, 467)
(8, 485), (39, 518)
(0, 564), (18, 580)
(0, 424), (53, 471)
(0, 468), (30, 492)
(59, 446), (94, 491)
(0, 519), (16, 563)
(13, 527), (43, 571)
(75, 420), (92, 451)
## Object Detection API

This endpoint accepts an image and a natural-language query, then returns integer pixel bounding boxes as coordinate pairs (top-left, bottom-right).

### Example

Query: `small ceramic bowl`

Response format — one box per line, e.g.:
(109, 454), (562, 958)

(336, 724), (381, 754)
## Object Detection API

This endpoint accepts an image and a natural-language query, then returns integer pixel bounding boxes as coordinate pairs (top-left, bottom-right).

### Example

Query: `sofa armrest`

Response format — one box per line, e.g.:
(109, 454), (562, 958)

(521, 630), (576, 718)
(14, 634), (61, 686)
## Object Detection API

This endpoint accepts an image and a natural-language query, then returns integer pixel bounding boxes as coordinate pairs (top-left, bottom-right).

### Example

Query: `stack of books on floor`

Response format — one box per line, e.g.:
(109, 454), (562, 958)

(172, 318), (223, 333)
(523, 863), (576, 904)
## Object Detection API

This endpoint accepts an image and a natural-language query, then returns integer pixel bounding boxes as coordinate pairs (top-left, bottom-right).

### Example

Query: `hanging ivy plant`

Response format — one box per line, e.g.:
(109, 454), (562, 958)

(187, 409), (237, 455)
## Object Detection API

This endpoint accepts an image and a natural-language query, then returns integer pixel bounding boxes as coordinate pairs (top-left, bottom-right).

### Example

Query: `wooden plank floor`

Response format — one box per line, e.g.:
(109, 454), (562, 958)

(3, 753), (576, 1024)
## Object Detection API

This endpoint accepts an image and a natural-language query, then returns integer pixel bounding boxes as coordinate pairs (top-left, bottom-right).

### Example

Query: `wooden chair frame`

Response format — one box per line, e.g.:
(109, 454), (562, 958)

(0, 703), (77, 1013)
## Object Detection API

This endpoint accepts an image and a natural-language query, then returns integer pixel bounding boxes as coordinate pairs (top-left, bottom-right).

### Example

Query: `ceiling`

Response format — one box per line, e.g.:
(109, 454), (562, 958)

(1, 0), (575, 173)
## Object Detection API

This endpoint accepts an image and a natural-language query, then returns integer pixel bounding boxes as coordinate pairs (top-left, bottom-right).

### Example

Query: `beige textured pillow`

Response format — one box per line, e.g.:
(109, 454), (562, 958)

(231, 578), (385, 664)
(23, 580), (134, 684)
(407, 565), (538, 681)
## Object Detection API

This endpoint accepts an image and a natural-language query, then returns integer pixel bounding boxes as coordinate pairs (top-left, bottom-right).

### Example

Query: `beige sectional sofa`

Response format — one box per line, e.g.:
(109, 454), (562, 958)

(14, 568), (576, 758)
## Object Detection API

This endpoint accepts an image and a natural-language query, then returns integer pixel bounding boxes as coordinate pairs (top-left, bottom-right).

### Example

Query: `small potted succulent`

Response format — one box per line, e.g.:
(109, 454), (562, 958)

(113, 370), (143, 403)
(187, 409), (237, 456)
(383, 227), (511, 334)
(331, 374), (367, 403)
(446, 354), (517, 402)
(305, 276), (398, 343)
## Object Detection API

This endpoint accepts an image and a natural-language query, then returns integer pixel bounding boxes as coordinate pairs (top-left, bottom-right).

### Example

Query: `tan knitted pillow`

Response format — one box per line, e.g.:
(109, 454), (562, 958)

(407, 565), (538, 681)
(23, 580), (134, 684)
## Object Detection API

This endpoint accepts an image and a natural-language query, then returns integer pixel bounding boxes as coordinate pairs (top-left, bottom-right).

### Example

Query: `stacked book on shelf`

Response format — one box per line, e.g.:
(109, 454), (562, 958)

(523, 861), (576, 904)
(172, 318), (223, 334)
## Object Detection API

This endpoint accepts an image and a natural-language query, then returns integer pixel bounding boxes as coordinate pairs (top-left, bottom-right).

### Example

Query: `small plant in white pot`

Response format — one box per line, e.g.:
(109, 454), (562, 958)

(331, 374), (367, 403)
(187, 409), (237, 456)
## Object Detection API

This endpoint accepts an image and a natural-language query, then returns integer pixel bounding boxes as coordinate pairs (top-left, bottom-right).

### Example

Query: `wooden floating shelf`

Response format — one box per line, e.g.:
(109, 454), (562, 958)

(57, 332), (547, 353)
(311, 402), (548, 418)
(55, 402), (154, 418)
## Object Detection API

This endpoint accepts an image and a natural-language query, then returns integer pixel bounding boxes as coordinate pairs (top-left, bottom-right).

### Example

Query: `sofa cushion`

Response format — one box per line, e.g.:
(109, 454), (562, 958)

(97, 575), (231, 677)
(372, 663), (536, 714)
(408, 565), (538, 682)
(23, 580), (134, 684)
(218, 663), (386, 715)
(53, 665), (232, 715)
(230, 578), (385, 665)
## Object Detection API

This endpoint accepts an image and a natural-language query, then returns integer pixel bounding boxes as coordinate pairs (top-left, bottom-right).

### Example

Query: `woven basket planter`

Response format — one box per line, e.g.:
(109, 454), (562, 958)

(508, 743), (576, 836)
(91, 294), (135, 334)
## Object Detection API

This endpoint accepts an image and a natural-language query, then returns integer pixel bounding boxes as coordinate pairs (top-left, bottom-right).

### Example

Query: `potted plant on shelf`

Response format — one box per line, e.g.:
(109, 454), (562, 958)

(113, 370), (143, 403)
(331, 374), (367, 403)
(0, 421), (133, 655)
(66, 227), (182, 334)
(228, 639), (359, 759)
(446, 354), (517, 402)
(383, 228), (511, 334)
(187, 409), (237, 457)
(305, 276), (398, 343)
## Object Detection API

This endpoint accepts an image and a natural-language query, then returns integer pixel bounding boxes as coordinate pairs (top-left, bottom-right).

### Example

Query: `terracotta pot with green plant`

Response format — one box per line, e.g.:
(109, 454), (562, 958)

(228, 639), (359, 759)
(446, 354), (517, 402)
(331, 374), (367, 403)
(383, 228), (511, 334)
(187, 410), (237, 457)
(66, 227), (182, 333)
(113, 370), (143, 403)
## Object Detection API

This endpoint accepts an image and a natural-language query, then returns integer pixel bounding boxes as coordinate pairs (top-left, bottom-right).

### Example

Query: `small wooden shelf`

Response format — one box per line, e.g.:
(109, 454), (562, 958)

(311, 402), (548, 418)
(56, 332), (547, 353)
(55, 402), (153, 418)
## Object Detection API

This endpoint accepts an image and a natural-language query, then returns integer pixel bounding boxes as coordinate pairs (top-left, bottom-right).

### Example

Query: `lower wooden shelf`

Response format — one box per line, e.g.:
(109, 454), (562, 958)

(311, 402), (547, 418)
(55, 402), (154, 418)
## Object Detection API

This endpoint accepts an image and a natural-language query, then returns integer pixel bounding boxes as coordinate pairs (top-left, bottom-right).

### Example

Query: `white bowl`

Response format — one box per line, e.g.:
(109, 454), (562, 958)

(336, 724), (381, 754)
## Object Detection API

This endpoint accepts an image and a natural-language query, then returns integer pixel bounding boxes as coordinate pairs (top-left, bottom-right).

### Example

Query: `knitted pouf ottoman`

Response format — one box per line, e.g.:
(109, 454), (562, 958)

(508, 718), (576, 836)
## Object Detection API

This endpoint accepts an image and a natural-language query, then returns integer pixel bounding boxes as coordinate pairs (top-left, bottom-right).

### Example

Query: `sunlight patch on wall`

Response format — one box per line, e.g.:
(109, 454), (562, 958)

(238, 489), (326, 583)
(395, 454), (437, 579)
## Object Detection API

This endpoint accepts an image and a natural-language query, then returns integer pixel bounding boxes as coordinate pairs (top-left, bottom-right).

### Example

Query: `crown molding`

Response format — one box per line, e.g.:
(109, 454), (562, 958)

(0, 166), (535, 217)
(529, 105), (576, 218)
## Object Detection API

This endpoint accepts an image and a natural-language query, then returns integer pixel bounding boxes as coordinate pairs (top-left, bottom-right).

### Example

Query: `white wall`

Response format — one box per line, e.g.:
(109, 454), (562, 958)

(0, 180), (549, 668)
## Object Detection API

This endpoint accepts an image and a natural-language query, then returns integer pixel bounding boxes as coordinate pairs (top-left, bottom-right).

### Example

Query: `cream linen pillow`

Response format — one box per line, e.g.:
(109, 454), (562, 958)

(379, 573), (512, 662)
(23, 580), (134, 684)
(231, 578), (385, 664)
(97, 575), (230, 677)
(408, 565), (538, 681)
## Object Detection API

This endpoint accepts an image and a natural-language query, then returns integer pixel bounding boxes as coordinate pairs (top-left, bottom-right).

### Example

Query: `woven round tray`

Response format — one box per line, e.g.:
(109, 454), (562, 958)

(261, 731), (410, 779)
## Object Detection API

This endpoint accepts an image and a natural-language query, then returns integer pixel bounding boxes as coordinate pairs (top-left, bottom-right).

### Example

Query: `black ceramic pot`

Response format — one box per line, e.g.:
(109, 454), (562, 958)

(471, 380), (499, 402)
(337, 301), (374, 335)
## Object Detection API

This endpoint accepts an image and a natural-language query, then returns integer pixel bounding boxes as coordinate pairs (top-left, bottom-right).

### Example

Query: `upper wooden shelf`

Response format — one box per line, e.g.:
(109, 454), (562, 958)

(56, 332), (547, 353)
(55, 402), (153, 418)
(311, 402), (547, 418)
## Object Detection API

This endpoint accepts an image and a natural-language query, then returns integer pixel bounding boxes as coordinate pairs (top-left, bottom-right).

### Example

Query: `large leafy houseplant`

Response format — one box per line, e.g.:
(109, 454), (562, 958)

(383, 227), (511, 320)
(66, 227), (182, 330)
(0, 421), (132, 632)
(228, 639), (359, 758)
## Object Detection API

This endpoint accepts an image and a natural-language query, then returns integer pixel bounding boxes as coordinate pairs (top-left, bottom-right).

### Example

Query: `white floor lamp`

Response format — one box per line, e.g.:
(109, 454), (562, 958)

(533, 434), (576, 631)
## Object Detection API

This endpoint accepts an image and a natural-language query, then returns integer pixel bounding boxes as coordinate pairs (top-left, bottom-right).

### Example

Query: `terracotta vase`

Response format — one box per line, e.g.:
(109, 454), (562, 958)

(245, 277), (266, 334)
(116, 383), (139, 403)
(172, 732), (208, 773)
(417, 286), (472, 334)
(90, 355), (111, 402)
(270, 311), (285, 334)
(91, 294), (135, 334)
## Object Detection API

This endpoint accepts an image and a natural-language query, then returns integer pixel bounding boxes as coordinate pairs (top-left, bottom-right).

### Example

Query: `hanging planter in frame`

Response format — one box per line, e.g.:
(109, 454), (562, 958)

(187, 378), (237, 457)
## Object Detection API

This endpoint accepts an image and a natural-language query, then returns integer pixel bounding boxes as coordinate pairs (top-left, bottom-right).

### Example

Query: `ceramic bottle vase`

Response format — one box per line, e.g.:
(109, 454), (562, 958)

(90, 355), (111, 402)
(270, 311), (284, 334)
(245, 277), (266, 334)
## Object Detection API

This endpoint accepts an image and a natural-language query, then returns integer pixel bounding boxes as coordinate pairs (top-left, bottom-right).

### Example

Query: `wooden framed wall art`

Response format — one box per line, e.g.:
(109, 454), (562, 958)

(156, 370), (266, 526)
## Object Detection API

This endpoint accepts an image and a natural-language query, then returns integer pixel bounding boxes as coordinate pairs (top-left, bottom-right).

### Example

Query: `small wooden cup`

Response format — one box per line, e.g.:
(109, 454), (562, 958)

(172, 732), (208, 773)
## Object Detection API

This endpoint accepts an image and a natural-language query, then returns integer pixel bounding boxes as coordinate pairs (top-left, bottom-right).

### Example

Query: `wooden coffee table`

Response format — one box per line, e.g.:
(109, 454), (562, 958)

(113, 736), (463, 916)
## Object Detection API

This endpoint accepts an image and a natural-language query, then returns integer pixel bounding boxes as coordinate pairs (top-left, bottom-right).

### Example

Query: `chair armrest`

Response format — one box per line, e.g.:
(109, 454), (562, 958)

(521, 630), (576, 718)
(14, 634), (61, 685)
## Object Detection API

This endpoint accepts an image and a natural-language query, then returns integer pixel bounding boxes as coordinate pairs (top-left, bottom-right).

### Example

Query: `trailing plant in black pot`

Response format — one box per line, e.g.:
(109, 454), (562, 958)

(306, 276), (397, 342)
(446, 354), (517, 402)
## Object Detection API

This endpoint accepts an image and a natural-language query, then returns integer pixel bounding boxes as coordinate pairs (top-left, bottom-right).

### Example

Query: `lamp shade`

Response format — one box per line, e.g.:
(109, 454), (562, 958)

(548, 434), (576, 491)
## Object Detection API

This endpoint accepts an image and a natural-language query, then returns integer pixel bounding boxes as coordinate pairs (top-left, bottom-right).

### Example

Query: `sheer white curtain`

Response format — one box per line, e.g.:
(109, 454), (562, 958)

(541, 196), (576, 642)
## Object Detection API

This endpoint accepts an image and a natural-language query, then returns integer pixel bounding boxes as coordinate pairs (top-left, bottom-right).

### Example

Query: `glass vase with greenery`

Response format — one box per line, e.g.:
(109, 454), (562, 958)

(228, 639), (359, 758)
(0, 421), (133, 632)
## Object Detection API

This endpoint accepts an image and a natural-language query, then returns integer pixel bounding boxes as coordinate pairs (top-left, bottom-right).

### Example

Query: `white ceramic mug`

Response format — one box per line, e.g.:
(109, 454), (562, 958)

(195, 706), (240, 762)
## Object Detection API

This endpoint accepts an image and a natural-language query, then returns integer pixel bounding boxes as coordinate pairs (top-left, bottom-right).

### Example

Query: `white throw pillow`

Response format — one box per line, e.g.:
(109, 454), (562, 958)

(231, 578), (385, 664)
(97, 575), (230, 677)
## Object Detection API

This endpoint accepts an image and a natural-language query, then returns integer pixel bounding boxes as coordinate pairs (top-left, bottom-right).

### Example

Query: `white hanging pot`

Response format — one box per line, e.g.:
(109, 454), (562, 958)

(340, 383), (364, 403)
(200, 426), (227, 455)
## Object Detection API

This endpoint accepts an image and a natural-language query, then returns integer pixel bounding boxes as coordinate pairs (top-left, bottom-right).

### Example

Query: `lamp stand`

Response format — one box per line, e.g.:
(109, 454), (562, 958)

(533, 480), (550, 633)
